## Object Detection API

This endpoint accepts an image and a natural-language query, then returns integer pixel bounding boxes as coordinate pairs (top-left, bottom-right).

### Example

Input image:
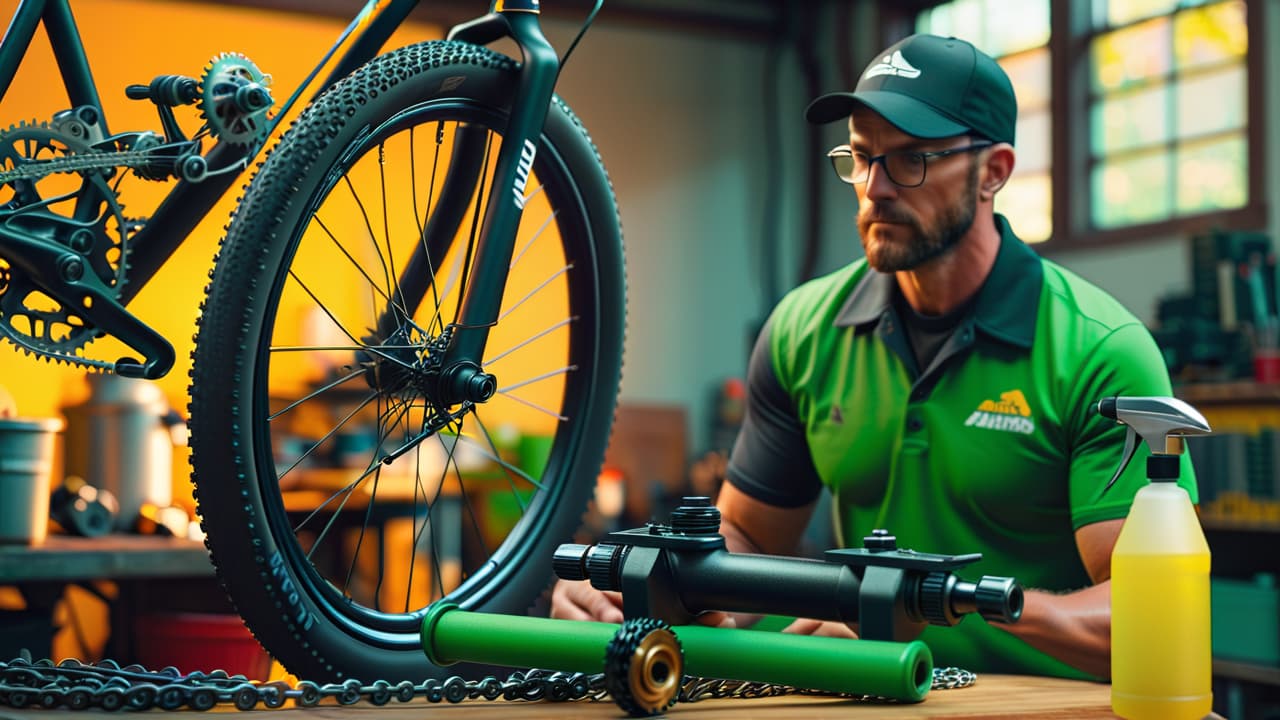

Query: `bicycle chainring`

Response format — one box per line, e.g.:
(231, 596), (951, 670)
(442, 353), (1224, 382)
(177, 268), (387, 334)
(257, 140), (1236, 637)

(0, 121), (131, 363)
(198, 52), (273, 146)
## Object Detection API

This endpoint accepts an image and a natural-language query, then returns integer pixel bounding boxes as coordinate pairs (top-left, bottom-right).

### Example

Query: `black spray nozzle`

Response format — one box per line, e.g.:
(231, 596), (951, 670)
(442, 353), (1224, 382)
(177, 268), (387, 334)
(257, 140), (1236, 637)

(1096, 396), (1118, 420)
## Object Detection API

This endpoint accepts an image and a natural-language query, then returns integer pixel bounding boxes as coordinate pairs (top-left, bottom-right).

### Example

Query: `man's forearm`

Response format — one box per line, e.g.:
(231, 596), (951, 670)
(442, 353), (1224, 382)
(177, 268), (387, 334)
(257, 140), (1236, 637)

(995, 582), (1111, 678)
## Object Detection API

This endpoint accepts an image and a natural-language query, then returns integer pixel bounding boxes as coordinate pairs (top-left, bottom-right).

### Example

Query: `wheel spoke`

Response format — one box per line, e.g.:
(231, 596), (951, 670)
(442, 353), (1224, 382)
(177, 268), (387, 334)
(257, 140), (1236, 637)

(498, 264), (572, 322)
(279, 390), (380, 485)
(267, 367), (368, 422)
(499, 365), (576, 395)
(484, 317), (573, 367)
(343, 173), (398, 316)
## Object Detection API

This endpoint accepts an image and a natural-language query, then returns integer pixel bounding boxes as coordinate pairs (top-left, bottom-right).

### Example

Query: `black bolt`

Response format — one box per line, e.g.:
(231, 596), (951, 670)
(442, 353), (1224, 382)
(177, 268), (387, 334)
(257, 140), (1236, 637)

(68, 229), (93, 252)
(59, 255), (84, 282)
(863, 528), (897, 551)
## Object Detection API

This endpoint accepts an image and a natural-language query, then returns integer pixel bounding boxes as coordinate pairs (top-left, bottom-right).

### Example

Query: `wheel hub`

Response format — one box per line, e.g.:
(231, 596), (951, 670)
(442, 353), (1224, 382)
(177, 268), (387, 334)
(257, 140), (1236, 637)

(359, 325), (494, 406)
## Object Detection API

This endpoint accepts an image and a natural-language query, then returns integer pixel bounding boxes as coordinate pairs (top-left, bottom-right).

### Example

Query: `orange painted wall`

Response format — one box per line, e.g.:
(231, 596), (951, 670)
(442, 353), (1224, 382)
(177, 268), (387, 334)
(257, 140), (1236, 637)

(0, 0), (448, 664)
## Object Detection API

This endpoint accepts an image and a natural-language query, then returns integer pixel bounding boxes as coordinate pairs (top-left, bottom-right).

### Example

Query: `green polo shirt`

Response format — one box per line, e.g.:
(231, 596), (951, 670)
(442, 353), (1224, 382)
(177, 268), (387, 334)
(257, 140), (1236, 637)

(726, 215), (1196, 680)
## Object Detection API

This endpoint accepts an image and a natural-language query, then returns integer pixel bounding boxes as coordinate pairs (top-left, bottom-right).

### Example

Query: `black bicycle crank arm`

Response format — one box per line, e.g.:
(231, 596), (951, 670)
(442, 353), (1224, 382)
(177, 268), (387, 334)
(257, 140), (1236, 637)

(0, 224), (175, 378)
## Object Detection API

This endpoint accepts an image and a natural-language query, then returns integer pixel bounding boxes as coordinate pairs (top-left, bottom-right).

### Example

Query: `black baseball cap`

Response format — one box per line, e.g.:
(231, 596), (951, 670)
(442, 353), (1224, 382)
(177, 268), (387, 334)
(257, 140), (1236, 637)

(806, 34), (1017, 145)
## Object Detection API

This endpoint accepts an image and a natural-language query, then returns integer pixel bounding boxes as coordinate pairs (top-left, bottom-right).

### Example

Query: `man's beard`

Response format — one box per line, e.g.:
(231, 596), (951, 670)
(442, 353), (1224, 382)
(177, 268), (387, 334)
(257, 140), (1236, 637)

(857, 163), (979, 273)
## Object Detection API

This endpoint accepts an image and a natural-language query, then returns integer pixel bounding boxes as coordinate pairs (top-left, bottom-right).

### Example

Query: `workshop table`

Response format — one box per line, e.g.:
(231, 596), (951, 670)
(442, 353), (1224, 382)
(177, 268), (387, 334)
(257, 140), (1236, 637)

(0, 534), (212, 582)
(0, 534), (216, 663)
(0, 673), (1117, 718)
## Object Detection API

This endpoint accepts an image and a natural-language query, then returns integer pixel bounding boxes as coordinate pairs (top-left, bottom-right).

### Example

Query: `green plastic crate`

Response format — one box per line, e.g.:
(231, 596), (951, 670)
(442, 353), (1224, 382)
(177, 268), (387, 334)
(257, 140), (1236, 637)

(1211, 573), (1279, 667)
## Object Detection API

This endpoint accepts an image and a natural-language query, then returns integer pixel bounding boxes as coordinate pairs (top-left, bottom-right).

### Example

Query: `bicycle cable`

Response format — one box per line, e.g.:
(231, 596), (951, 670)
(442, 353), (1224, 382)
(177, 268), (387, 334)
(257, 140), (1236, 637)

(558, 0), (605, 72)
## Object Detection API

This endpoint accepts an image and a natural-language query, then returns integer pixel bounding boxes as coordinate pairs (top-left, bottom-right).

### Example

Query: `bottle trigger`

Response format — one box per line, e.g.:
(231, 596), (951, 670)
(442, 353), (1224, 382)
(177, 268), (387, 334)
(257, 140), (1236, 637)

(1103, 425), (1139, 494)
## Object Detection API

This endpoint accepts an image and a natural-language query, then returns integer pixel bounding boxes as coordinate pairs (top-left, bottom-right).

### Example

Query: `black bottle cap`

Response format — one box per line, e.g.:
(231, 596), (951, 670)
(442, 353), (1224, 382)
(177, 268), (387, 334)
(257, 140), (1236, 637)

(1147, 454), (1180, 481)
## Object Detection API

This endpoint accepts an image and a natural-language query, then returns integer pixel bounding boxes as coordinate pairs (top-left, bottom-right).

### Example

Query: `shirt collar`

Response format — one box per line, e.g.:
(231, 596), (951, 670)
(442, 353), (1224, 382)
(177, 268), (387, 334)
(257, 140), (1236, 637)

(833, 214), (1042, 349)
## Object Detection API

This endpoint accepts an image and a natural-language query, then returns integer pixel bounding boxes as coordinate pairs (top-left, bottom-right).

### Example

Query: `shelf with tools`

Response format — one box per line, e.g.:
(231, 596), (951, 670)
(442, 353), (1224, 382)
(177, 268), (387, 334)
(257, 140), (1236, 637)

(1174, 381), (1280, 533)
(1172, 381), (1280, 696)
(1215, 659), (1280, 688)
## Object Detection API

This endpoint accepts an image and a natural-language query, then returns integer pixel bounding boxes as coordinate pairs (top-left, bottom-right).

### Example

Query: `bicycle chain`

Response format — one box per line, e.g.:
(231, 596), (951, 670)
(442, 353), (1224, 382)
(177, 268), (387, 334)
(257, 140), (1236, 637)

(0, 656), (975, 711)
(0, 147), (153, 185)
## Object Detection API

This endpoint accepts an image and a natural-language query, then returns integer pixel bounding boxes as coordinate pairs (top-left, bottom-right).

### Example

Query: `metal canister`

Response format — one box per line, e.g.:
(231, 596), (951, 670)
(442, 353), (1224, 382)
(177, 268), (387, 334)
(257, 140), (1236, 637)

(61, 375), (184, 532)
(0, 417), (63, 545)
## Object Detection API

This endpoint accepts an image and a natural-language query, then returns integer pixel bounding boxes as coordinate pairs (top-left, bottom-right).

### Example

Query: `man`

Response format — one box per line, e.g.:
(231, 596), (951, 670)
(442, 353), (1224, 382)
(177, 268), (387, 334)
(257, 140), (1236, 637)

(552, 33), (1195, 682)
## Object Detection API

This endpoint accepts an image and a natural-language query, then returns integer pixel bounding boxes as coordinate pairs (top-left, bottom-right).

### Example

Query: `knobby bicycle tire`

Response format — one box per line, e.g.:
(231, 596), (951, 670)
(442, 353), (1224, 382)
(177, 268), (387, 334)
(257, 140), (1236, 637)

(189, 40), (626, 683)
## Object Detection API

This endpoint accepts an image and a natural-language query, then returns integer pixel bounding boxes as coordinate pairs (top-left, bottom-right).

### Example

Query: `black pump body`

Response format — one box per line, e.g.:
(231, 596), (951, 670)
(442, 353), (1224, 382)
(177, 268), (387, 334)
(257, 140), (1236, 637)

(553, 497), (1024, 642)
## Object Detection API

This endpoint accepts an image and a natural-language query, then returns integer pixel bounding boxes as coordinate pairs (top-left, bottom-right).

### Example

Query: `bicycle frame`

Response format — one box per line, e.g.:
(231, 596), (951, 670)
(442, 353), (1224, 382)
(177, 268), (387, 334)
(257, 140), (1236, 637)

(0, 0), (560, 388)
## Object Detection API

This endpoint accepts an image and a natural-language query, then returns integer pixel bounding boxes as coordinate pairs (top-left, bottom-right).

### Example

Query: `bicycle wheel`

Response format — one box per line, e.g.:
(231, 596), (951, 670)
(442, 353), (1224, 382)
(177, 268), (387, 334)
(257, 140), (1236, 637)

(189, 40), (625, 682)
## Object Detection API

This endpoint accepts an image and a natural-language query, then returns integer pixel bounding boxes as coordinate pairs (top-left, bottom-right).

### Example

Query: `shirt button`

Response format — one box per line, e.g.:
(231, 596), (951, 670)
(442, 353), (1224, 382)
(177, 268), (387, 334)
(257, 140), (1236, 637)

(907, 417), (924, 432)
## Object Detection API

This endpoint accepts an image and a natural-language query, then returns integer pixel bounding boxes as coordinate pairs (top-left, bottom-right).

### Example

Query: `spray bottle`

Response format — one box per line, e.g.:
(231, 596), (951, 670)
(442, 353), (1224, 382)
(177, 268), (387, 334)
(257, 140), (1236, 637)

(1097, 396), (1212, 720)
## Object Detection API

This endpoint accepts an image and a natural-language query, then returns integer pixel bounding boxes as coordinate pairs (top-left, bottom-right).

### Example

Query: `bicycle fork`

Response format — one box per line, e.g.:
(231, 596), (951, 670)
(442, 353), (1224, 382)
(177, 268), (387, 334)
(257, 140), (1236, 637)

(373, 5), (562, 409)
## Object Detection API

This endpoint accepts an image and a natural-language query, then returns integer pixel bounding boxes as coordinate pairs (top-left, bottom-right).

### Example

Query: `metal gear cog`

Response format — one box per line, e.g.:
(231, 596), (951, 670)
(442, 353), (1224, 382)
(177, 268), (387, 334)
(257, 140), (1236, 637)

(0, 121), (130, 361)
(198, 52), (273, 146)
(604, 618), (684, 717)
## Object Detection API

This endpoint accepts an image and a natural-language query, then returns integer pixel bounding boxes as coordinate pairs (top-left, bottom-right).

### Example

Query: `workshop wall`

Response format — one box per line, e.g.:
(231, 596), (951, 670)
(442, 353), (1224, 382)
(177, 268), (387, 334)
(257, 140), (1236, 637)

(3, 0), (1274, 483)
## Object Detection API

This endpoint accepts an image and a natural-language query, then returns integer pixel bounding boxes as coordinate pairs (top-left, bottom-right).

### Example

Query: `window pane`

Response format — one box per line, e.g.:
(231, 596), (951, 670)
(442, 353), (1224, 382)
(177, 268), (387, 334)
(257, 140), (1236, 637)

(984, 0), (1050, 56)
(1174, 1), (1247, 72)
(1096, 0), (1179, 27)
(1176, 134), (1247, 214)
(1016, 110), (1051, 172)
(917, 3), (952, 36)
(997, 172), (1052, 243)
(948, 0), (985, 46)
(1092, 152), (1173, 227)
(1091, 84), (1170, 154)
(1176, 65), (1245, 138)
(1000, 48), (1051, 110)
(1091, 18), (1171, 93)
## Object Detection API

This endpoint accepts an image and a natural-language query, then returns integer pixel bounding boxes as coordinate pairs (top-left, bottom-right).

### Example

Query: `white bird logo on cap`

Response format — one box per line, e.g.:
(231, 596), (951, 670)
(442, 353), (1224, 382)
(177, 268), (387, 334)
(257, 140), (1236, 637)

(864, 50), (922, 80)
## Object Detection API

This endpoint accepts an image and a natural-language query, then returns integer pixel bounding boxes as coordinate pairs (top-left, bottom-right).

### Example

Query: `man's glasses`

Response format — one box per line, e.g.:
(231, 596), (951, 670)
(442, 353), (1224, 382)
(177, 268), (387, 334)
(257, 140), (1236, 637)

(826, 142), (993, 188)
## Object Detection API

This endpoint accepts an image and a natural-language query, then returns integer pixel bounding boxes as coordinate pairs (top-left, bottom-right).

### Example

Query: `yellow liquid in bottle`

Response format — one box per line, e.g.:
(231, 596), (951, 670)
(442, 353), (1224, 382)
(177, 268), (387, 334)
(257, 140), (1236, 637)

(1111, 552), (1212, 720)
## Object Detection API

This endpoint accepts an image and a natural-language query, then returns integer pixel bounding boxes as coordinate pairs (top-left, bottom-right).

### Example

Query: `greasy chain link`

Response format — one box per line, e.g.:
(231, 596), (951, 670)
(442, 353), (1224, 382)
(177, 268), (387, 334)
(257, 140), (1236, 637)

(0, 656), (975, 711)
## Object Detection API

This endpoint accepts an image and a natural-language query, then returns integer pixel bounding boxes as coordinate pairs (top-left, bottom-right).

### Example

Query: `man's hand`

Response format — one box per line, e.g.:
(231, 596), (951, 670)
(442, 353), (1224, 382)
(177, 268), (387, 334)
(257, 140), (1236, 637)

(550, 579), (623, 623)
(550, 579), (739, 628)
(782, 618), (859, 639)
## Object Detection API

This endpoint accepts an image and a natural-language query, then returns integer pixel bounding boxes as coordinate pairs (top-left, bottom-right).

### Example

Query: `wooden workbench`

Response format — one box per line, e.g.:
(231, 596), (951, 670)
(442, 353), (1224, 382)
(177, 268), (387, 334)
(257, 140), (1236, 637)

(1, 674), (1117, 718)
